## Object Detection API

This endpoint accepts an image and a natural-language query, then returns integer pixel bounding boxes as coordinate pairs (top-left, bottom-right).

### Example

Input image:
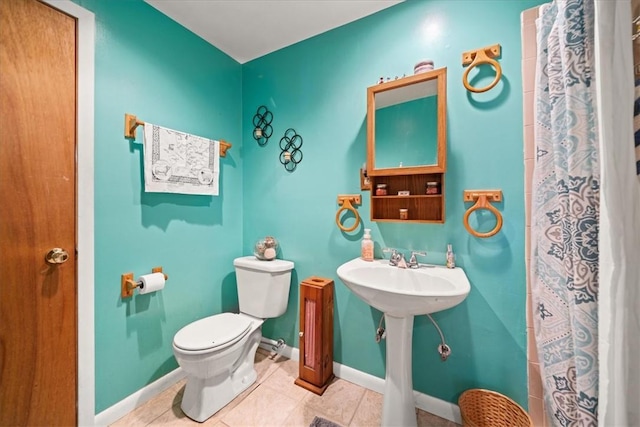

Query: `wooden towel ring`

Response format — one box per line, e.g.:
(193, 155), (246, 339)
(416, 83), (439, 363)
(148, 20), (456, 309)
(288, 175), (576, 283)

(336, 195), (361, 233)
(462, 44), (502, 93)
(463, 190), (503, 238)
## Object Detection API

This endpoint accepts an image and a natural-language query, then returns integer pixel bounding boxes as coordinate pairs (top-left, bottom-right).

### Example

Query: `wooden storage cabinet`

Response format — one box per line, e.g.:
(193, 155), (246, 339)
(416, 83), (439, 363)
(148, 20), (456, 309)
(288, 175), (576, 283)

(371, 174), (445, 222)
(295, 277), (334, 395)
(366, 68), (448, 224)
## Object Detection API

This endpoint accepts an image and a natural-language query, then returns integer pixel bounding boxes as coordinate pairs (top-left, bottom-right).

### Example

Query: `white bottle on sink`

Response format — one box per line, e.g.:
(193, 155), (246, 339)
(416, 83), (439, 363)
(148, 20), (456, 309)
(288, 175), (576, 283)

(361, 228), (374, 261)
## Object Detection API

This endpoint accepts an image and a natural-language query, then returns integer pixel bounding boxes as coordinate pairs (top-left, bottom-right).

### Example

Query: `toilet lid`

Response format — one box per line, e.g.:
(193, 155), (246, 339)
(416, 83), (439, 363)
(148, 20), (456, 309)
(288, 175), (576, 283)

(173, 313), (252, 352)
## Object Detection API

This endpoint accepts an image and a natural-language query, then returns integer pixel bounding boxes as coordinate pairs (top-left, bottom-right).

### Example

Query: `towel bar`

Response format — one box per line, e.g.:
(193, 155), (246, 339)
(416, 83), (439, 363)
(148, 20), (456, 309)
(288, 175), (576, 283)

(124, 113), (231, 157)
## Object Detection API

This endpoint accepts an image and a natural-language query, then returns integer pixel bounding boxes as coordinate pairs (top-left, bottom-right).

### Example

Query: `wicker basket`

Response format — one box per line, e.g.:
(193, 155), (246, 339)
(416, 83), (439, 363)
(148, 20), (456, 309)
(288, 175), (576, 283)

(458, 389), (533, 427)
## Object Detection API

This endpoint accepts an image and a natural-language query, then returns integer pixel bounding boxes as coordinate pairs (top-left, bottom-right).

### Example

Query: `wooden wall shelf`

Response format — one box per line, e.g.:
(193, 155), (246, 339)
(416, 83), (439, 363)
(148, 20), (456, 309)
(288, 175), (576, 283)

(369, 173), (445, 223)
(372, 195), (443, 199)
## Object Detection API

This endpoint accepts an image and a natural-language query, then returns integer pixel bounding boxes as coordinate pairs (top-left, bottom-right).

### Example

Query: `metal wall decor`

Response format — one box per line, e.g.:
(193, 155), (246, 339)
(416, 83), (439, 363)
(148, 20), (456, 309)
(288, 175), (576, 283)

(252, 105), (273, 146)
(279, 128), (303, 172)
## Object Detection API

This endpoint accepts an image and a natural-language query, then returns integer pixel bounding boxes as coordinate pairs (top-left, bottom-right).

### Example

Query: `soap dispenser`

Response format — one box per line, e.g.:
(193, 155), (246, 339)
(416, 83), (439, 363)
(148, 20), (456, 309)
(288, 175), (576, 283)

(361, 229), (374, 262)
(446, 244), (456, 268)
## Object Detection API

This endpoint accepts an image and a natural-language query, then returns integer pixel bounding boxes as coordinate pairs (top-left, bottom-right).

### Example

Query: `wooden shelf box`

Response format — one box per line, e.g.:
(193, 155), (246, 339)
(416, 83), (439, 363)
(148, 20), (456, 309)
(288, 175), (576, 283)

(294, 277), (334, 395)
(370, 174), (445, 222)
(366, 68), (448, 224)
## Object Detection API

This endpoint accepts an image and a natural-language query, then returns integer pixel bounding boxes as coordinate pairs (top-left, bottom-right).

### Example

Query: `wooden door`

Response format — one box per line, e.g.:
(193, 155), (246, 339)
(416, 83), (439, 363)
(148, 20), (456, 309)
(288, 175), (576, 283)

(0, 0), (78, 425)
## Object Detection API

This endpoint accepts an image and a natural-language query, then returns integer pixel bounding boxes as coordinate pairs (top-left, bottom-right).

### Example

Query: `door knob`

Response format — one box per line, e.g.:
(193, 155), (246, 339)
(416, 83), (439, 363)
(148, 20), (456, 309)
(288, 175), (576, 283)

(45, 248), (69, 265)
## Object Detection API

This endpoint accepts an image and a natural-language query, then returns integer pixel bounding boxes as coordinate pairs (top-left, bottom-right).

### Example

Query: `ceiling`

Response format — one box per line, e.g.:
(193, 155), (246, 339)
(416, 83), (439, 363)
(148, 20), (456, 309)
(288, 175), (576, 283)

(145, 0), (403, 64)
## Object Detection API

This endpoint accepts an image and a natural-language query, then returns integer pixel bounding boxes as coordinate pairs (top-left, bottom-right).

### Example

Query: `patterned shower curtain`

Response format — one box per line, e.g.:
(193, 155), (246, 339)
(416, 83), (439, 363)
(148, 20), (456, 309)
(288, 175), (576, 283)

(531, 0), (599, 426)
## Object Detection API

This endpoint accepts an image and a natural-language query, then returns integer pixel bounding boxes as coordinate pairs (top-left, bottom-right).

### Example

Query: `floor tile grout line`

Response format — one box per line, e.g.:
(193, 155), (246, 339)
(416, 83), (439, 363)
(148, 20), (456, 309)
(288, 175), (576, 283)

(256, 355), (285, 385)
(220, 359), (288, 425)
(346, 386), (369, 427)
(260, 377), (311, 406)
(121, 353), (458, 427)
(143, 404), (172, 427)
(297, 379), (366, 427)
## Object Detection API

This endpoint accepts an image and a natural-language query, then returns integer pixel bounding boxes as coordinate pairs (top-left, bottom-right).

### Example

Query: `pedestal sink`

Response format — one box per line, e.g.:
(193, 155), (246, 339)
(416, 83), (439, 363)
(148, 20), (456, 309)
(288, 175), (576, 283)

(337, 258), (470, 427)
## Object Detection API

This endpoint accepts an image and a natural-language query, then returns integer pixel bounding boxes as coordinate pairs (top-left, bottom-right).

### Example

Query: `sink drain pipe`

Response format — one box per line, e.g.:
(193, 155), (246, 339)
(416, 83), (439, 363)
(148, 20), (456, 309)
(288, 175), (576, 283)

(375, 314), (451, 361)
(426, 314), (451, 361)
(375, 315), (386, 343)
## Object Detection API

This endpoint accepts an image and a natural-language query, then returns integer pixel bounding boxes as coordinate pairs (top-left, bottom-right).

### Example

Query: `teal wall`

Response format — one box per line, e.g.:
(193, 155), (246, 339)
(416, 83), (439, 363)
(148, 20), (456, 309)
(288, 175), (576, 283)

(72, 0), (243, 412)
(242, 0), (542, 409)
(72, 0), (544, 415)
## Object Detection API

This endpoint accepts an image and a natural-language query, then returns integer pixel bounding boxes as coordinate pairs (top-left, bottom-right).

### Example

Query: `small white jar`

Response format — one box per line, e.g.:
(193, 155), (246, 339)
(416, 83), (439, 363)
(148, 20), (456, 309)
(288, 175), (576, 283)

(414, 59), (434, 74)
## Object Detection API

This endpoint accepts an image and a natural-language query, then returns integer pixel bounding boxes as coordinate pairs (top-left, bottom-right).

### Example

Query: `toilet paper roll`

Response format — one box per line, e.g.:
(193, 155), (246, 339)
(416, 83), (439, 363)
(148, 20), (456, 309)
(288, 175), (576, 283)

(138, 272), (165, 295)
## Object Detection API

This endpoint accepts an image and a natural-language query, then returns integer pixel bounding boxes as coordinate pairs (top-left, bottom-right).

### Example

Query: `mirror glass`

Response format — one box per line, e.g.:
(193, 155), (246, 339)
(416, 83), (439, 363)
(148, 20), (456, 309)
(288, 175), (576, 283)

(367, 69), (445, 174)
(374, 95), (438, 168)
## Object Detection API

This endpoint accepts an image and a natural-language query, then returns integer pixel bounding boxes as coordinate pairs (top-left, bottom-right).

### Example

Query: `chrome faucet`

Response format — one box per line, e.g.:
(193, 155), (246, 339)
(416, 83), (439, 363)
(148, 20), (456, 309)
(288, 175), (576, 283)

(408, 251), (427, 269)
(383, 248), (402, 266)
(394, 252), (408, 268)
(384, 248), (426, 269)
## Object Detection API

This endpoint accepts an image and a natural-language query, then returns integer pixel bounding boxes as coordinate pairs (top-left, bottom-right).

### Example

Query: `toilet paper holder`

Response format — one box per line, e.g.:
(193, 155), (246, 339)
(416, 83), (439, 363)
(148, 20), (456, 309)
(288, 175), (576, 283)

(121, 267), (169, 298)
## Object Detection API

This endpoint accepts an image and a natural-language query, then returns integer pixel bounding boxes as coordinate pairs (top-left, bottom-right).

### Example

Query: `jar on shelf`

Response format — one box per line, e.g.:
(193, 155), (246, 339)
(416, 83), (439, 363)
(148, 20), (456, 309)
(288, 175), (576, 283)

(399, 208), (409, 220)
(426, 181), (439, 195)
(375, 184), (388, 196)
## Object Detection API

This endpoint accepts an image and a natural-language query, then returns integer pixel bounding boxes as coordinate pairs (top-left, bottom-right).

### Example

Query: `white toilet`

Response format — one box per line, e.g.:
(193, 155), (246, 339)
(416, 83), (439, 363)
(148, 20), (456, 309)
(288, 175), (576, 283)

(172, 256), (294, 422)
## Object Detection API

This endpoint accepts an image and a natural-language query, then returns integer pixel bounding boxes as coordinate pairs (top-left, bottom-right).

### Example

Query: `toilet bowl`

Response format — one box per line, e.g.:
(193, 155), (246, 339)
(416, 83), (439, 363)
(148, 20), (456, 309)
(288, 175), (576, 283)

(172, 256), (294, 422)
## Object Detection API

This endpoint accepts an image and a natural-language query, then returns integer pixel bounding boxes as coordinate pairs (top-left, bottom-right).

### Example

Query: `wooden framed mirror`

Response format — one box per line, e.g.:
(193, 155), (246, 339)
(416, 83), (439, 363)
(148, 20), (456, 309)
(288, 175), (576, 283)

(366, 67), (447, 176)
(365, 68), (447, 223)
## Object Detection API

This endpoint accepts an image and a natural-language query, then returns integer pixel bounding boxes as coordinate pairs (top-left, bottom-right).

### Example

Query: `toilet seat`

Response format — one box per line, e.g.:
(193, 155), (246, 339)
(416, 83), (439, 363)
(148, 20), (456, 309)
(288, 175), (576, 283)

(173, 313), (252, 352)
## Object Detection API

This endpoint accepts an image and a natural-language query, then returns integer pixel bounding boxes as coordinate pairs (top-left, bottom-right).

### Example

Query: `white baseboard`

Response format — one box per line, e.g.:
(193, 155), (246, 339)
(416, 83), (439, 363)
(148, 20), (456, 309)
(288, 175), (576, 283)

(259, 339), (461, 424)
(414, 391), (462, 424)
(97, 340), (460, 426)
(94, 367), (186, 426)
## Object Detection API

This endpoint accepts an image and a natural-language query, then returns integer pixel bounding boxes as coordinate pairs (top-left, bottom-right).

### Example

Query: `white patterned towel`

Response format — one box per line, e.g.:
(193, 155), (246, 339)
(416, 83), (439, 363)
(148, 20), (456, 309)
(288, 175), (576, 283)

(143, 123), (219, 195)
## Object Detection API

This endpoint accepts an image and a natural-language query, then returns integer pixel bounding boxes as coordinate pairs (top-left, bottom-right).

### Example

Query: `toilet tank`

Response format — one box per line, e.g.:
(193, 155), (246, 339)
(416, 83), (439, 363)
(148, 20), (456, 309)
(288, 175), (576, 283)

(233, 256), (294, 319)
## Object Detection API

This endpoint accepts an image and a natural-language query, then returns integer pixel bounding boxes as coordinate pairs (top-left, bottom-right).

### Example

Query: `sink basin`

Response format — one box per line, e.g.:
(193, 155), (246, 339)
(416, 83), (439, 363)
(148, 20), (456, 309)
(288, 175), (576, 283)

(337, 257), (471, 426)
(337, 258), (470, 317)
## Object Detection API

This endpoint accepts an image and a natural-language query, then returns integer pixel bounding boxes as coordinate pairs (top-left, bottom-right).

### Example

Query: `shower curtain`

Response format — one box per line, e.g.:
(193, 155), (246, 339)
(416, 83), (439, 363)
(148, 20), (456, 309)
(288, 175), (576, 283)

(594, 0), (640, 425)
(531, 1), (600, 426)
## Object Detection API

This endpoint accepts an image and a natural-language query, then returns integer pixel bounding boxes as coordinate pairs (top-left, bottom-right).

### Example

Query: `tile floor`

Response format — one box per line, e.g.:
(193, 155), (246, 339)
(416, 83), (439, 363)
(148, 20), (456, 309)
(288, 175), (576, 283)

(111, 349), (460, 427)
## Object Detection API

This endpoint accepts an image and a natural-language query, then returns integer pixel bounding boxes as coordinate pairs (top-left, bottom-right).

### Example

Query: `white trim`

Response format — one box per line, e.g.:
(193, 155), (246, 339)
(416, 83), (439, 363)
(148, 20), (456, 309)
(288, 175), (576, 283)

(259, 339), (461, 424)
(333, 357), (461, 424)
(94, 368), (186, 426)
(41, 1), (95, 425)
(101, 341), (460, 425)
(414, 389), (462, 424)
(333, 361), (384, 394)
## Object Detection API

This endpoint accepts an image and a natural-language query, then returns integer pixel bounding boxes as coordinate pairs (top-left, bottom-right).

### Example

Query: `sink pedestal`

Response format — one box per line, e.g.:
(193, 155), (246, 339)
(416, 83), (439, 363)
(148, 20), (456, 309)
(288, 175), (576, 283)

(383, 314), (417, 427)
(336, 258), (471, 426)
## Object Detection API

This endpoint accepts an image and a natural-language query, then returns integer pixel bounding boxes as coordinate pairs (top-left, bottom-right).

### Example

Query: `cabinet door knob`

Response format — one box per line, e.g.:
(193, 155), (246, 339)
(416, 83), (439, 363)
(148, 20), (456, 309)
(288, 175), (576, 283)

(299, 331), (304, 338)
